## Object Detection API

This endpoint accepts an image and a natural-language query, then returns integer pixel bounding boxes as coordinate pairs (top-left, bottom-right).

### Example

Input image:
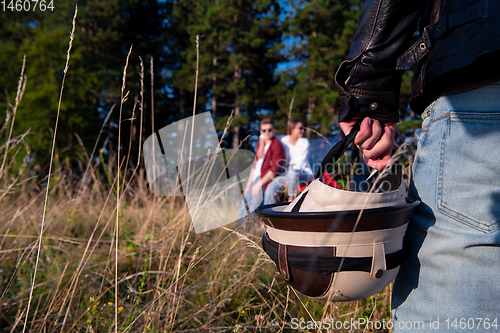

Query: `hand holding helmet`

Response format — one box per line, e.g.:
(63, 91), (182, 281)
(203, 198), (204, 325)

(340, 118), (396, 170)
(257, 125), (419, 301)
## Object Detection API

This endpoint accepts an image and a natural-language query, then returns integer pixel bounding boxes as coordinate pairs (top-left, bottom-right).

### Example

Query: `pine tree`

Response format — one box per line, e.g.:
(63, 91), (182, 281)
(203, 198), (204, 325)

(170, 0), (284, 149)
(275, 0), (361, 136)
(0, 0), (169, 171)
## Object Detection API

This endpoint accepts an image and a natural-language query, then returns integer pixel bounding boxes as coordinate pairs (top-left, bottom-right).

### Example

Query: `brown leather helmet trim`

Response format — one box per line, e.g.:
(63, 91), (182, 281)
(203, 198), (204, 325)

(266, 233), (335, 256)
(256, 200), (419, 232)
(288, 266), (332, 298)
(317, 272), (336, 299)
(262, 233), (407, 275)
(278, 244), (290, 281)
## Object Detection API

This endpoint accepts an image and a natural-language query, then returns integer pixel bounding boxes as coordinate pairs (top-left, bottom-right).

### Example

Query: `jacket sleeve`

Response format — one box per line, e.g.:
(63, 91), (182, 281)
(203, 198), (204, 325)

(270, 139), (286, 175)
(335, 0), (428, 123)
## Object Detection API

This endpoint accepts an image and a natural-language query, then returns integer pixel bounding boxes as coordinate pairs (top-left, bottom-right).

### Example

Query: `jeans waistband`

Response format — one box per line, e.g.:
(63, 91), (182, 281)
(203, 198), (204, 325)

(421, 80), (500, 121)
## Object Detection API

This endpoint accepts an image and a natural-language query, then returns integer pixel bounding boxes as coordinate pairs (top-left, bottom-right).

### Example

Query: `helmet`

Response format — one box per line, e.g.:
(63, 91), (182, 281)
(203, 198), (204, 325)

(256, 125), (419, 301)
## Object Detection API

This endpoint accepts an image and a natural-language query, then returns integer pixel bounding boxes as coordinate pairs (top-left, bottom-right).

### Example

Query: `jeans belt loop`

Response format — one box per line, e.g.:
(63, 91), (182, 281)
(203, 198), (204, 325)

(422, 109), (432, 121)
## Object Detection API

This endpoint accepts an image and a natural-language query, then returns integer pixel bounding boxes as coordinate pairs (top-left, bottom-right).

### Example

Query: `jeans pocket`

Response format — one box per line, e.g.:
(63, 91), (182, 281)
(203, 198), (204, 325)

(437, 112), (500, 232)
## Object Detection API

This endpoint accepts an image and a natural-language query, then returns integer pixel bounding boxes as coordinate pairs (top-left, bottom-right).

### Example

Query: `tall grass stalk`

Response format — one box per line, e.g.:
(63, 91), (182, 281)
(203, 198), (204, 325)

(55, 162), (120, 332)
(116, 44), (133, 332)
(22, 6), (77, 333)
(287, 96), (294, 120)
(0, 55), (26, 182)
(186, 34), (201, 196)
(75, 104), (115, 199)
(120, 57), (144, 195)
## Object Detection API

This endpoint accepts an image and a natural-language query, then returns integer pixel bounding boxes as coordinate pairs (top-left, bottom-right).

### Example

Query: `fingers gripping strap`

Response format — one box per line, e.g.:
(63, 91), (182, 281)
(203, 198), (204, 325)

(315, 124), (360, 179)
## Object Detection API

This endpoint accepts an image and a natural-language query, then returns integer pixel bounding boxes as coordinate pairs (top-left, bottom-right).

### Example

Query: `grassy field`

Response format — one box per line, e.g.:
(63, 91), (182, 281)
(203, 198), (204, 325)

(0, 168), (395, 332)
(0, 10), (405, 331)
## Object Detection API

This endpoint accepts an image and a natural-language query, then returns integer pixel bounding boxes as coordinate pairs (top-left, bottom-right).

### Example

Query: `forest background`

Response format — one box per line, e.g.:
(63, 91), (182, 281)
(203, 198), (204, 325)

(1, 0), (417, 171)
(0, 0), (420, 331)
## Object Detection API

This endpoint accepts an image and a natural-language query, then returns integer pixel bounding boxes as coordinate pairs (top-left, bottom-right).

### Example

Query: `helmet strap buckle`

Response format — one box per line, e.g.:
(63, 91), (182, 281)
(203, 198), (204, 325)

(278, 244), (290, 281)
(371, 243), (387, 279)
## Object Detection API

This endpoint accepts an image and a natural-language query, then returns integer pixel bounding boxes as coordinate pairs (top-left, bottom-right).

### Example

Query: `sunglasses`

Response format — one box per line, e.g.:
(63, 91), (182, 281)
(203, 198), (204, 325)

(261, 128), (274, 133)
(297, 127), (305, 131)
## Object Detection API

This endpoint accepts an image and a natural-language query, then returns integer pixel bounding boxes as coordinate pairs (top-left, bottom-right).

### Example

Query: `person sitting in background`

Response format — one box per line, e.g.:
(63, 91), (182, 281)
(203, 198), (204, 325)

(264, 119), (313, 204)
(240, 119), (285, 224)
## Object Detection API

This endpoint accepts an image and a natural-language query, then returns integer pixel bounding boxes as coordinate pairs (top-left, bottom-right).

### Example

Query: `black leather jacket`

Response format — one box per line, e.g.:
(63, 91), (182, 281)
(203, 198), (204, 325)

(336, 0), (500, 122)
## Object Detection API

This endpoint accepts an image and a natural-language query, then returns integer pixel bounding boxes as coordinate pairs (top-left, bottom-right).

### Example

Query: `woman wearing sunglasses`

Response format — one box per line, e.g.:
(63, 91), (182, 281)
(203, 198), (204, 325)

(264, 119), (313, 204)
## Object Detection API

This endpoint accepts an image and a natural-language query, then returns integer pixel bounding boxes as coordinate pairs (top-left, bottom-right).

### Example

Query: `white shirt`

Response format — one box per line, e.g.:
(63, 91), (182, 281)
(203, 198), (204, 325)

(252, 142), (271, 181)
(280, 136), (313, 175)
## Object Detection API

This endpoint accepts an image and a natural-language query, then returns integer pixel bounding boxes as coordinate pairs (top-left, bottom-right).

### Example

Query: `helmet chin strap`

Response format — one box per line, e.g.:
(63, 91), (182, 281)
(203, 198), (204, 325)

(256, 121), (419, 302)
(320, 128), (400, 303)
(315, 124), (360, 179)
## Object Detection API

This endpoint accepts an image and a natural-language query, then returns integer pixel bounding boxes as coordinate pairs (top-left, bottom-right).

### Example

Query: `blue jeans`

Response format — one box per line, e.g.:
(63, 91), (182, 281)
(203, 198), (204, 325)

(238, 178), (263, 228)
(264, 168), (313, 204)
(392, 82), (500, 331)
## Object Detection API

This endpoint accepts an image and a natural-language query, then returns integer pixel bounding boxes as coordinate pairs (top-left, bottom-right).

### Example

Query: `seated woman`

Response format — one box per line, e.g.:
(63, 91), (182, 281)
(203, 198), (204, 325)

(264, 119), (313, 204)
(239, 118), (285, 227)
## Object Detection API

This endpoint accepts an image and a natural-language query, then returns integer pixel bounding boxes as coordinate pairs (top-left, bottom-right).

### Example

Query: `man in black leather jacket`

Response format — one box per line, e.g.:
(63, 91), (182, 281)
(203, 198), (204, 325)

(337, 0), (500, 330)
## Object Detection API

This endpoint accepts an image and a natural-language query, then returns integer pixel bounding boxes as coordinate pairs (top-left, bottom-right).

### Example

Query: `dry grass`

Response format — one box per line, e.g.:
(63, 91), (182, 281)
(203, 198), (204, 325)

(0, 10), (400, 333)
(0, 172), (395, 332)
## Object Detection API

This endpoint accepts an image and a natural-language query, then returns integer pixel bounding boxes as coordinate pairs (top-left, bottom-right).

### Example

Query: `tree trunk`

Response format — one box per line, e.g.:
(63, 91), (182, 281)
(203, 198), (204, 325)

(306, 93), (316, 139)
(232, 65), (241, 149)
(306, 68), (316, 139)
(212, 56), (217, 120)
(179, 90), (185, 119)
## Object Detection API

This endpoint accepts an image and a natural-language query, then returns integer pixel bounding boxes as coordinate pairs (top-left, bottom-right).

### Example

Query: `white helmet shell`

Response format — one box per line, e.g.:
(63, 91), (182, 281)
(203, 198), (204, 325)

(257, 125), (419, 301)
